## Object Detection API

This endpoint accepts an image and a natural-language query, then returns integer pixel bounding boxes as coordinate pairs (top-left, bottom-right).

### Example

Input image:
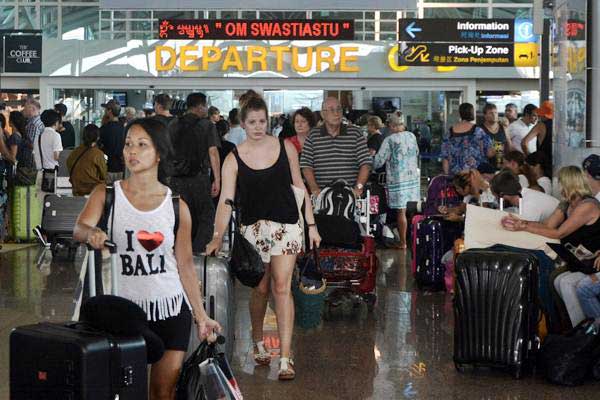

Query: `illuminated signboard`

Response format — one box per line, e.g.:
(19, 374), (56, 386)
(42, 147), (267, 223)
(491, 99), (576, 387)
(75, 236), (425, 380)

(399, 19), (515, 42)
(158, 19), (354, 40)
(566, 19), (586, 40)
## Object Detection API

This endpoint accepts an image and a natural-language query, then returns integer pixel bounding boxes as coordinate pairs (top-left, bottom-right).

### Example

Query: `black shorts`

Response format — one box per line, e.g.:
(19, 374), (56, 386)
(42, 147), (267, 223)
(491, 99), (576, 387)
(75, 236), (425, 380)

(147, 301), (192, 351)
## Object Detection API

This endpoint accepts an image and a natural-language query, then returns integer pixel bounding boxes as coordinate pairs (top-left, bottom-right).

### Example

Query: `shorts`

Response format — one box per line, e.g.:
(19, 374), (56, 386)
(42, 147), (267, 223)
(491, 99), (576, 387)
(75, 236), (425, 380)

(147, 301), (192, 351)
(241, 219), (303, 263)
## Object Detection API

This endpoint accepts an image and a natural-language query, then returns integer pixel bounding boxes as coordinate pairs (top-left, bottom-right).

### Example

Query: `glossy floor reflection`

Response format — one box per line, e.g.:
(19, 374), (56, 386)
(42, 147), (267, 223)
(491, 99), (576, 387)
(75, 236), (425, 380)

(2, 245), (600, 399)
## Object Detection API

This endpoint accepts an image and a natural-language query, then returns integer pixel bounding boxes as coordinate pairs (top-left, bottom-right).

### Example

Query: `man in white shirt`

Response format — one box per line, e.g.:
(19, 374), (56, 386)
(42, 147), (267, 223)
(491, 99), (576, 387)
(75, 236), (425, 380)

(34, 109), (63, 171)
(582, 154), (600, 201)
(491, 169), (559, 222)
(507, 104), (538, 154)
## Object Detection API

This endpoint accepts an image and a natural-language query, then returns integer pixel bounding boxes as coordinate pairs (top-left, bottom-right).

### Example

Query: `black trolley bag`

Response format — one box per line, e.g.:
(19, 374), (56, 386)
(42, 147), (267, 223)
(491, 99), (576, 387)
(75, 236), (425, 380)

(10, 242), (149, 399)
(453, 249), (541, 378)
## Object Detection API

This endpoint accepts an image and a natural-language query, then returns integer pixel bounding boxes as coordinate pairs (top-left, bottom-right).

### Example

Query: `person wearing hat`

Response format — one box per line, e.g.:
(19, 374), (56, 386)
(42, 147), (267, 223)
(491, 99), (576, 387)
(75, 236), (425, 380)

(98, 99), (126, 184)
(583, 154), (600, 201)
(521, 100), (553, 177)
(491, 169), (558, 222)
(54, 103), (75, 149)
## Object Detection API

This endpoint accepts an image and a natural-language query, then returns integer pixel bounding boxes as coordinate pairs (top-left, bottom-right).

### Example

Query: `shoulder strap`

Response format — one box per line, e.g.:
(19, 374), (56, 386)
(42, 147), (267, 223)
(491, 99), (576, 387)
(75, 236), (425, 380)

(68, 147), (91, 183)
(38, 130), (44, 167)
(172, 193), (180, 240)
(98, 185), (115, 240)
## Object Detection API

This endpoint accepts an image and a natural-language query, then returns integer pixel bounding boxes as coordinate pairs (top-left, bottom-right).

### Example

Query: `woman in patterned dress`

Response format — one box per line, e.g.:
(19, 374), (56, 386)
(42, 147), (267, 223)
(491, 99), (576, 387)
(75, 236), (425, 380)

(373, 115), (420, 249)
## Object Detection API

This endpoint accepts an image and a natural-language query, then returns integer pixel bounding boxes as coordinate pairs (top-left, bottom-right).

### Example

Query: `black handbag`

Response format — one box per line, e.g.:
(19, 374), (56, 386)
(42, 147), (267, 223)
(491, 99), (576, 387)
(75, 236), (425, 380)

(539, 319), (600, 386)
(227, 199), (265, 288)
(38, 130), (56, 193)
(14, 164), (37, 186)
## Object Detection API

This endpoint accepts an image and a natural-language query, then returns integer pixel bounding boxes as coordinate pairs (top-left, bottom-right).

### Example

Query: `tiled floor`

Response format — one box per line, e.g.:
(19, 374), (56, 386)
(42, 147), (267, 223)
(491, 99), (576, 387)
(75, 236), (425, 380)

(2, 244), (600, 399)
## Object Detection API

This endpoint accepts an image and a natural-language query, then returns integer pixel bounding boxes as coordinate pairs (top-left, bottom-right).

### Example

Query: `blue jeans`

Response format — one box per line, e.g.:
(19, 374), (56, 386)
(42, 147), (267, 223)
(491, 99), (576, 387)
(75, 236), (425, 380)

(576, 274), (600, 319)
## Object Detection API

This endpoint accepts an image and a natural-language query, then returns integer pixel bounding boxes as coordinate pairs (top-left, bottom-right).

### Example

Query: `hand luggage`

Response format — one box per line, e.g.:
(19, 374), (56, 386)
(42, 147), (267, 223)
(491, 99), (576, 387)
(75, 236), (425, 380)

(410, 214), (426, 276)
(10, 184), (42, 242)
(188, 255), (235, 361)
(453, 250), (540, 378)
(315, 179), (355, 220)
(40, 194), (87, 259)
(10, 241), (150, 399)
(414, 217), (463, 290)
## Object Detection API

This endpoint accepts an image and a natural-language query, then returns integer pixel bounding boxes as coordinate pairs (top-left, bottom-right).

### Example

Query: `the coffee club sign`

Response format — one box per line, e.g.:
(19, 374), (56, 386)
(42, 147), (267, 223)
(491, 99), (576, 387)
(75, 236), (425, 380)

(1, 34), (42, 73)
(155, 43), (453, 74)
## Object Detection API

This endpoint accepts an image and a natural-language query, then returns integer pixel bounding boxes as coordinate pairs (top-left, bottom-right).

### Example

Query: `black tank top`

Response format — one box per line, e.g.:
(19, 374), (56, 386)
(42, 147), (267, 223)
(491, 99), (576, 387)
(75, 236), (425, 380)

(233, 139), (299, 226)
(480, 124), (507, 169)
(561, 197), (600, 252)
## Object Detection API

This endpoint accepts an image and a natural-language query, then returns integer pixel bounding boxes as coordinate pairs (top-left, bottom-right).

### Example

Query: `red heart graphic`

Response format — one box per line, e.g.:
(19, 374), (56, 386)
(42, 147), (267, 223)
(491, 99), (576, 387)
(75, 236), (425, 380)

(137, 231), (165, 252)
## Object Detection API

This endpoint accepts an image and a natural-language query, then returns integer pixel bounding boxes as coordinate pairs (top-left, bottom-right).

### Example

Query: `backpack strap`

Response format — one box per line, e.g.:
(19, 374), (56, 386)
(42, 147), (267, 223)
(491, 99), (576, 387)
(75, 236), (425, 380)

(172, 193), (180, 241)
(98, 185), (115, 239)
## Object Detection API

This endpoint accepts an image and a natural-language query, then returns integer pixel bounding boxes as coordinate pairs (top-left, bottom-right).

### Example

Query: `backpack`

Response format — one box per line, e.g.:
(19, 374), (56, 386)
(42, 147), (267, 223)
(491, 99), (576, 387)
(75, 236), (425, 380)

(423, 175), (462, 216)
(316, 180), (355, 220)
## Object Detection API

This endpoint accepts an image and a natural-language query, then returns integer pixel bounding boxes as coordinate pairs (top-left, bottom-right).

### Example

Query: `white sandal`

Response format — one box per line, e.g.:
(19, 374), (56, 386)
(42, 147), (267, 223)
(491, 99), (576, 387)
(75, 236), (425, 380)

(253, 341), (271, 366)
(278, 357), (295, 380)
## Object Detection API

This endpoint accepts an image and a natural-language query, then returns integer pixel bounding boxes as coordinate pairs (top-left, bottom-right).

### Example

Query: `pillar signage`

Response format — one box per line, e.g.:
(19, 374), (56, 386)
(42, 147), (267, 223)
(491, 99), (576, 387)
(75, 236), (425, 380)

(158, 19), (354, 40)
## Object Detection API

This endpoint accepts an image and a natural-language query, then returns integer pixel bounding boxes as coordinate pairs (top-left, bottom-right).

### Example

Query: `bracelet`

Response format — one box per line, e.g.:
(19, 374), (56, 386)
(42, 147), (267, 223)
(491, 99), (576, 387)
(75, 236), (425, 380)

(307, 223), (316, 227)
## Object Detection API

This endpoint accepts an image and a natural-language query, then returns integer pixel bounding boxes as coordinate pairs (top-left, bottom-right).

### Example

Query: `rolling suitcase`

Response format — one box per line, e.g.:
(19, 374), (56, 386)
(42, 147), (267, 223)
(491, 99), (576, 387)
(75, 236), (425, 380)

(10, 185), (42, 242)
(10, 242), (149, 399)
(415, 217), (463, 290)
(39, 194), (87, 259)
(187, 255), (235, 361)
(453, 250), (540, 378)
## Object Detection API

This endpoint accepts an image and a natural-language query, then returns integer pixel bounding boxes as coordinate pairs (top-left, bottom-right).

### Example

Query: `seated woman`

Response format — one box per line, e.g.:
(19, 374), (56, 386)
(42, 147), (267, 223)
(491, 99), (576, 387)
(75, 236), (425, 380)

(67, 124), (107, 196)
(439, 169), (496, 220)
(525, 151), (553, 195)
(502, 166), (600, 330)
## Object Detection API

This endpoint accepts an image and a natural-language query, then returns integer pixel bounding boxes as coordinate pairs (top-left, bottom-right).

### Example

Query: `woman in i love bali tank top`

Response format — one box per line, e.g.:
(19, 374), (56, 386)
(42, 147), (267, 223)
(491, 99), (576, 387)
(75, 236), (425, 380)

(74, 118), (220, 399)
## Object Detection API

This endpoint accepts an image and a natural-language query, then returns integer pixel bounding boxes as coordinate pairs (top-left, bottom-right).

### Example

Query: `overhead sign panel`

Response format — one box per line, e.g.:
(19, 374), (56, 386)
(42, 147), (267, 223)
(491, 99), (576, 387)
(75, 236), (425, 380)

(399, 19), (515, 42)
(101, 0), (416, 10)
(2, 35), (42, 73)
(158, 19), (354, 40)
(398, 42), (538, 67)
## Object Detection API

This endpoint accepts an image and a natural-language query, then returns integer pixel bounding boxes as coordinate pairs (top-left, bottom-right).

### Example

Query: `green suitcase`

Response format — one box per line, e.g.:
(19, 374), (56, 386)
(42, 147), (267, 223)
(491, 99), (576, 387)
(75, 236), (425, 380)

(10, 185), (42, 242)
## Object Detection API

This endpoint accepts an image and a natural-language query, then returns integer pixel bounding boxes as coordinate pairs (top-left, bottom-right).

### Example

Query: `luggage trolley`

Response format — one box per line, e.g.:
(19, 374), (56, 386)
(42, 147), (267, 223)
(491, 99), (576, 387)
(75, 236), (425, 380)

(313, 189), (379, 309)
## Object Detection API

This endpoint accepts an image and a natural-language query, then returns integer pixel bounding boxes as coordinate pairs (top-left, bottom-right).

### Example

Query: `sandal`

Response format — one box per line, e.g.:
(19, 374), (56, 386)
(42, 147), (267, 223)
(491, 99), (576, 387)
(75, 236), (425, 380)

(253, 341), (271, 366)
(278, 357), (295, 381)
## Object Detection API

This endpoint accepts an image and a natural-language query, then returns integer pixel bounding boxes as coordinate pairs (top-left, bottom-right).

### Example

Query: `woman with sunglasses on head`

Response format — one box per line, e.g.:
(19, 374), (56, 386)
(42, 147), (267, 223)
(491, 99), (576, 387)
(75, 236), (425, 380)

(206, 95), (321, 381)
(74, 118), (220, 400)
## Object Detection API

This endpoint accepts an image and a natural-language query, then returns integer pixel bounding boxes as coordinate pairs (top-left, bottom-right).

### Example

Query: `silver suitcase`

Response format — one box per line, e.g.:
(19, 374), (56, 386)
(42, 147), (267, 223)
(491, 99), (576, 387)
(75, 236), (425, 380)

(187, 255), (235, 360)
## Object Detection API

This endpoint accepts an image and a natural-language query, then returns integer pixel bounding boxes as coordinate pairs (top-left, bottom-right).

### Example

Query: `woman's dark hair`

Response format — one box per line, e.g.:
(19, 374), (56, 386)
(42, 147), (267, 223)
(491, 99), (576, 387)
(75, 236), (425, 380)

(458, 103), (475, 121)
(240, 96), (268, 122)
(0, 113), (5, 131)
(452, 170), (472, 191)
(9, 111), (27, 135)
(293, 107), (316, 131)
(40, 109), (62, 127)
(126, 118), (173, 184)
(215, 119), (229, 137)
(82, 124), (100, 147)
(525, 151), (548, 168)
(228, 108), (240, 125)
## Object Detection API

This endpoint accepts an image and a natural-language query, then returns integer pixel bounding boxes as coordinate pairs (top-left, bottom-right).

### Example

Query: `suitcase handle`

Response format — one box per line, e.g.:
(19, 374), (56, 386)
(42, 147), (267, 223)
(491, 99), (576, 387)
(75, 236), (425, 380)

(86, 241), (119, 297)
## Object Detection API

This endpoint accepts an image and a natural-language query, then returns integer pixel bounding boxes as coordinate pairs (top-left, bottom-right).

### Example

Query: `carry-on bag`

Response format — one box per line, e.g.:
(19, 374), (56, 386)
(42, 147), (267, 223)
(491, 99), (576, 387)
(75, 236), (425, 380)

(187, 255), (236, 361)
(10, 184), (42, 242)
(453, 249), (540, 378)
(10, 241), (151, 399)
(414, 217), (463, 290)
(422, 174), (462, 217)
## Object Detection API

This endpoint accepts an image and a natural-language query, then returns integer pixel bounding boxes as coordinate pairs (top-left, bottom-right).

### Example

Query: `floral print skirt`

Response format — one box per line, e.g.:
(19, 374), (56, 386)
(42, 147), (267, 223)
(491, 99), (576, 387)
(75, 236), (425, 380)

(240, 219), (303, 263)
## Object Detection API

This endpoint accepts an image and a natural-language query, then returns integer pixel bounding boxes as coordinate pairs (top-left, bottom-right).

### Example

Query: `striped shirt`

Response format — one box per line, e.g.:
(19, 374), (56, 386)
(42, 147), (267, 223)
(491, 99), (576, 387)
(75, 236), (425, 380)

(300, 124), (372, 188)
(25, 116), (44, 149)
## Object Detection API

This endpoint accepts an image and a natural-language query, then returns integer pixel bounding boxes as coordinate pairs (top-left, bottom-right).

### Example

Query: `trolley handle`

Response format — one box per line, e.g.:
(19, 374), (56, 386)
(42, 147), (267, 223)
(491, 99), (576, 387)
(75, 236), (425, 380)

(85, 240), (117, 253)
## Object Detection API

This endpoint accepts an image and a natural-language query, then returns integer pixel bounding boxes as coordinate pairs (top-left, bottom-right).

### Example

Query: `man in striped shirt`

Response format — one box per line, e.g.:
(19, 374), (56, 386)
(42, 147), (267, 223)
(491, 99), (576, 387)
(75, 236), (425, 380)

(23, 98), (45, 153)
(300, 97), (372, 197)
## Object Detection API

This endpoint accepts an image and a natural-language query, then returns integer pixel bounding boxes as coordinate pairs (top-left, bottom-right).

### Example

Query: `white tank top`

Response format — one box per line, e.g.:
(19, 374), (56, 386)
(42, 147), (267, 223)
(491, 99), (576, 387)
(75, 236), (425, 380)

(109, 181), (189, 321)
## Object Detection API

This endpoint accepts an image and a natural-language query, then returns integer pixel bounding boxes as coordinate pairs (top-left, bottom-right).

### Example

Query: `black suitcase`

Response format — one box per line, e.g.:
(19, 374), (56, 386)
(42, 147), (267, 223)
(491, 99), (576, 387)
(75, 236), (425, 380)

(453, 250), (540, 378)
(10, 242), (149, 399)
(39, 194), (87, 260)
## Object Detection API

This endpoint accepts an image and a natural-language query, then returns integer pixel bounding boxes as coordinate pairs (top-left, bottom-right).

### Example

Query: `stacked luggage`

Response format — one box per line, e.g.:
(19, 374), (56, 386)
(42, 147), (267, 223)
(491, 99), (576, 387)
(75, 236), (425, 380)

(411, 175), (463, 291)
